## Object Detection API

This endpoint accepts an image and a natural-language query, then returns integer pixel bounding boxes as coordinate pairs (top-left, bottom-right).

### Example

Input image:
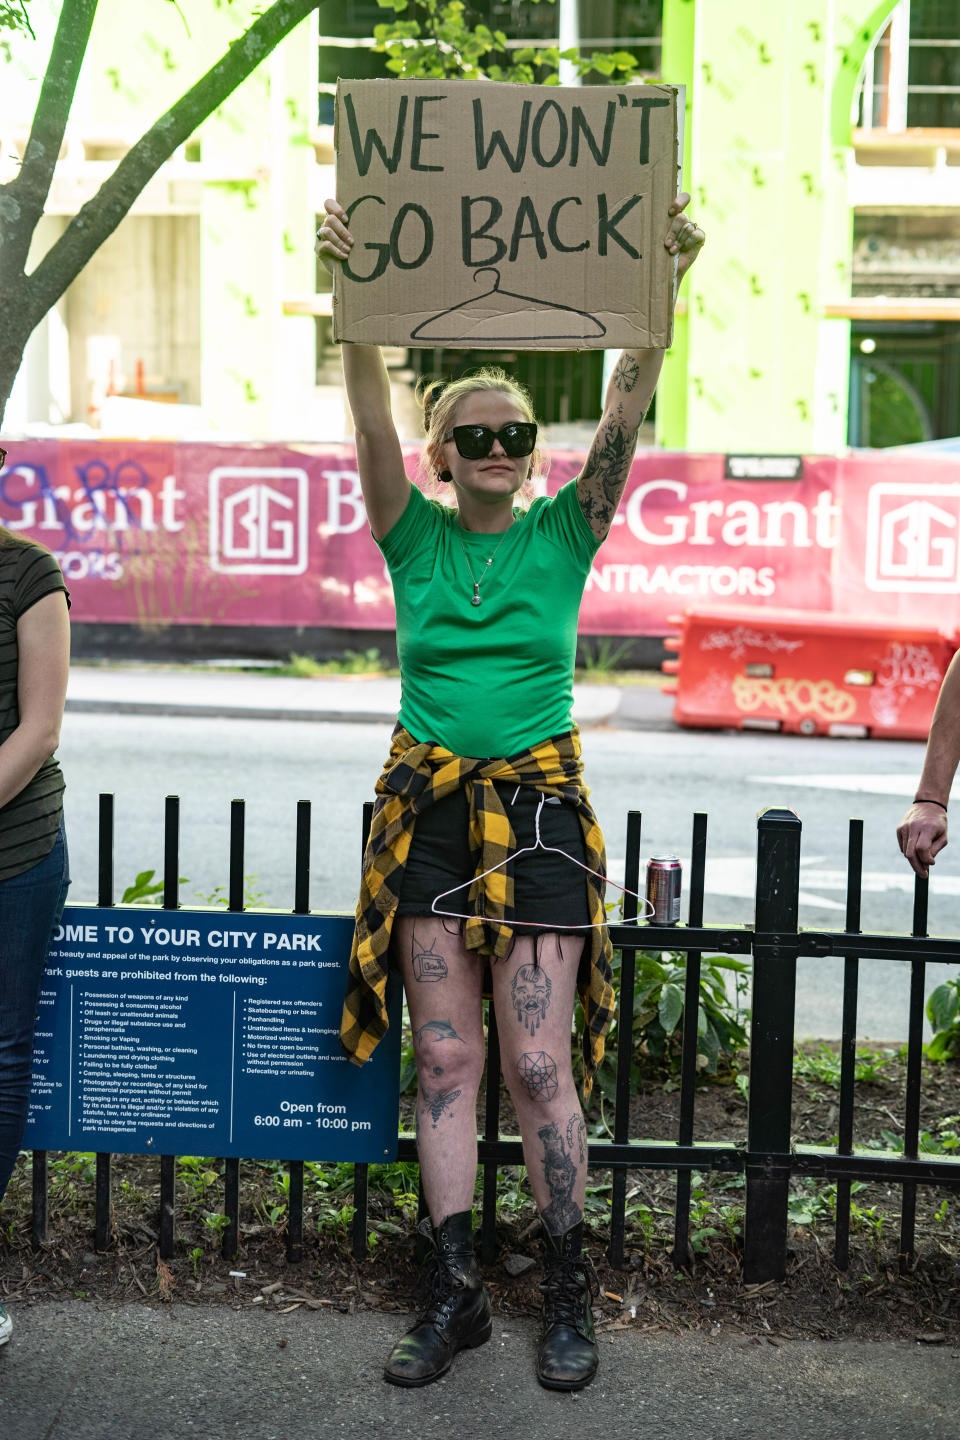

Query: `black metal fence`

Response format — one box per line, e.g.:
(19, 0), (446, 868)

(26, 795), (960, 1283)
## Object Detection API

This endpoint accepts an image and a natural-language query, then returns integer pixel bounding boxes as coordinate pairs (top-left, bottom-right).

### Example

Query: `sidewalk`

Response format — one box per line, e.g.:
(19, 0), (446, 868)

(2, 1301), (957, 1440)
(65, 664), (678, 731)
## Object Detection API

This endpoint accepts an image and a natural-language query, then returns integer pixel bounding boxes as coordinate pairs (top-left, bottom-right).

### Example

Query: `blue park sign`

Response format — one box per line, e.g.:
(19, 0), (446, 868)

(25, 907), (402, 1163)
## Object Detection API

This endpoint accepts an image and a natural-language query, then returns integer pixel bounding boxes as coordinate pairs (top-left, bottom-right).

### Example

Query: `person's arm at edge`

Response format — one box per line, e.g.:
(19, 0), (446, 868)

(317, 199), (409, 541)
(0, 591), (70, 812)
(897, 649), (960, 876)
(576, 193), (702, 542)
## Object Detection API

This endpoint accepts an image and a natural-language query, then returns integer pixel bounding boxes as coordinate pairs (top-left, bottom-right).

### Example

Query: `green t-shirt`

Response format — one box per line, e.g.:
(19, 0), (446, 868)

(378, 479), (601, 758)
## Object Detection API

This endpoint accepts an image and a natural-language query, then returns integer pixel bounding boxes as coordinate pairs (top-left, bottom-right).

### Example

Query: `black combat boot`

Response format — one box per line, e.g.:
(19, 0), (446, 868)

(536, 1221), (599, 1391)
(383, 1210), (492, 1387)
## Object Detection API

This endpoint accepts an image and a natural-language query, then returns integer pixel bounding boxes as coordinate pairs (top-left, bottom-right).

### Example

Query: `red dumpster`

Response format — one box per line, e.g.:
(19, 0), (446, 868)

(662, 606), (956, 739)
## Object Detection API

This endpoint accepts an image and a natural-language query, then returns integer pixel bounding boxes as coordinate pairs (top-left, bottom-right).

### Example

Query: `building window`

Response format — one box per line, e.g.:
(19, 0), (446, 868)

(858, 0), (960, 130)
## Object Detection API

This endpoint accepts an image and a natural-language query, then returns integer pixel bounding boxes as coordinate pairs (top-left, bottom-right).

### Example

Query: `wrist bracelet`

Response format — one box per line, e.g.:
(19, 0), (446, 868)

(914, 797), (948, 812)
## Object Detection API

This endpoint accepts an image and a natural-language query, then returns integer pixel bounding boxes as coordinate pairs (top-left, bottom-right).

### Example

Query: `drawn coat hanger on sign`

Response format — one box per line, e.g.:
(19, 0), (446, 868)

(430, 792), (654, 929)
(410, 267), (607, 345)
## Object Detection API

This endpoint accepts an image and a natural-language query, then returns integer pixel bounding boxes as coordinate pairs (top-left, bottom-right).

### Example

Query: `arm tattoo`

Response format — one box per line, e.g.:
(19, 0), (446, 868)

(538, 1121), (582, 1233)
(511, 965), (551, 1034)
(577, 406), (639, 538)
(516, 1050), (559, 1103)
(613, 353), (640, 392)
(419, 1085), (462, 1128)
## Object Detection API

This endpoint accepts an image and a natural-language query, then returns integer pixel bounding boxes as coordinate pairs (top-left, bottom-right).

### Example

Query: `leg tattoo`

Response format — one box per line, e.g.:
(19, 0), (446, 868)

(538, 1120), (581, 1233)
(511, 964), (552, 1034)
(516, 1050), (559, 1103)
(566, 1113), (586, 1165)
(414, 1018), (464, 1046)
(420, 1085), (463, 1129)
(411, 925), (448, 983)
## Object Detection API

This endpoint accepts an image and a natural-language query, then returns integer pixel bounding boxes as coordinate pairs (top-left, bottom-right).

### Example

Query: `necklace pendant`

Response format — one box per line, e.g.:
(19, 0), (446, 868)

(471, 583), (482, 607)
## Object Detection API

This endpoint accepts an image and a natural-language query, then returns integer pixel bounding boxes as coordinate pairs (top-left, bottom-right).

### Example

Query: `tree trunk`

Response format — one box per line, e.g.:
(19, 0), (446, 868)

(0, 285), (37, 431)
(0, 0), (320, 429)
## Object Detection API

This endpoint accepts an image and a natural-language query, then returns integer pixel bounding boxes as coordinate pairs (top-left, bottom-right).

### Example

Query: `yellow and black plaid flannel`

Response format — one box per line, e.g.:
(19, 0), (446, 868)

(340, 724), (615, 1097)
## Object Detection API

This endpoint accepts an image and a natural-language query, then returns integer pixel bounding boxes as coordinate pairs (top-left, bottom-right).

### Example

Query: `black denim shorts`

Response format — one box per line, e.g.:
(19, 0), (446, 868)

(395, 783), (593, 932)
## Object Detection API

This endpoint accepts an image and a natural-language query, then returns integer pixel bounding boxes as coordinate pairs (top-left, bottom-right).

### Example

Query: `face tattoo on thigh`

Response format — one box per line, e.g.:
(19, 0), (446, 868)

(411, 924), (448, 983)
(512, 964), (551, 1034)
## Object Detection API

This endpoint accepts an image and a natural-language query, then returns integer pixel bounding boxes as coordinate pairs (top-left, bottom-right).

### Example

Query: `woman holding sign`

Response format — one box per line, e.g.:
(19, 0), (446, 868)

(318, 196), (703, 1391)
(0, 476), (71, 1347)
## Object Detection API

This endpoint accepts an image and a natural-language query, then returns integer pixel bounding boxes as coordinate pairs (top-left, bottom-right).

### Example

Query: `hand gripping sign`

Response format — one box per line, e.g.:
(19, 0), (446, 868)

(332, 79), (681, 351)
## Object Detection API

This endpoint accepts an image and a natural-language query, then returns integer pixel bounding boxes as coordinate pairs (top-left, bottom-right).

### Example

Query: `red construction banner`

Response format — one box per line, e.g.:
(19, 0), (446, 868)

(0, 440), (957, 634)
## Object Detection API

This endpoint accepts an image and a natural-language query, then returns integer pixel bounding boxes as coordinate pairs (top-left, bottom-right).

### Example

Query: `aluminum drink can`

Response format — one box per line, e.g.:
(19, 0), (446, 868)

(645, 856), (682, 925)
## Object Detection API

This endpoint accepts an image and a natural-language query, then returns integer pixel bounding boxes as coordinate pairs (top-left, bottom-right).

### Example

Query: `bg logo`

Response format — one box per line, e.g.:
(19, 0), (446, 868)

(209, 468), (308, 575)
(865, 482), (960, 593)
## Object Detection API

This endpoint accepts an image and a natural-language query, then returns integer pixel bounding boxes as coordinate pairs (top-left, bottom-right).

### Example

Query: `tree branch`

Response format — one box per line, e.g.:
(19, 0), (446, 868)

(22, 0), (321, 327)
(0, 0), (98, 283)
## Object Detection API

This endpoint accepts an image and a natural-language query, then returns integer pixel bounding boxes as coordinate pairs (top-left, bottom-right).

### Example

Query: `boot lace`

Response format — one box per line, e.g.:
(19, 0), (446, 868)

(417, 1251), (467, 1332)
(540, 1254), (599, 1330)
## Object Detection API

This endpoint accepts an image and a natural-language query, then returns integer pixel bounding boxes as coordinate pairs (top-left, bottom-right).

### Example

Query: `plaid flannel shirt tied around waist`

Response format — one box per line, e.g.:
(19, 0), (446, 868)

(339, 725), (615, 1097)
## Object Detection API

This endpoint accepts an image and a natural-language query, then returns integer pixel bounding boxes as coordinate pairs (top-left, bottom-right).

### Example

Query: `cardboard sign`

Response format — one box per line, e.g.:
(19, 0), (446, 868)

(332, 79), (680, 350)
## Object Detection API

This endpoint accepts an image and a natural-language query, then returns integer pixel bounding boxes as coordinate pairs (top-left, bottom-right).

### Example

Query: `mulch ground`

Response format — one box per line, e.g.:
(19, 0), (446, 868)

(2, 1045), (959, 1345)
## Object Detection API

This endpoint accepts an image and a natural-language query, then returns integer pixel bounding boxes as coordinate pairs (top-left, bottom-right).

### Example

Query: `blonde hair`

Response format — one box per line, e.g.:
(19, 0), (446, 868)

(416, 368), (545, 497)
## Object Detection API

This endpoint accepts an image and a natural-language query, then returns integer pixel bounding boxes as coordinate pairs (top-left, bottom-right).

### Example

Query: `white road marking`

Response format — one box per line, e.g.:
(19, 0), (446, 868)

(748, 773), (916, 797)
(606, 854), (960, 914)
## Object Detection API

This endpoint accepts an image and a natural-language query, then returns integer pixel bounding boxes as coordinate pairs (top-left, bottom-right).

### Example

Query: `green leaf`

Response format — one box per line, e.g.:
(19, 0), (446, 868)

(927, 982), (959, 1033)
(704, 955), (751, 973)
(659, 983), (683, 1036)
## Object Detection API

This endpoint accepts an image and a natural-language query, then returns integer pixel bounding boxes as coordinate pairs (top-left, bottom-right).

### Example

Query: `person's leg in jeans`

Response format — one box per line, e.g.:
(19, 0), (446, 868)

(0, 825), (70, 1202)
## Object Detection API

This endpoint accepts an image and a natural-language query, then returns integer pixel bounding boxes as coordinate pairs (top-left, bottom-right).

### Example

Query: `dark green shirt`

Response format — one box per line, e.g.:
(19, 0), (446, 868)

(0, 538), (69, 882)
(378, 480), (601, 757)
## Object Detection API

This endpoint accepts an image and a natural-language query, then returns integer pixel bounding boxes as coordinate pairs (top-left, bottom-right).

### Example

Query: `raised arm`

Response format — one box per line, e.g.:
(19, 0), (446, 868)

(897, 650), (960, 876)
(316, 199), (410, 540)
(576, 195), (704, 542)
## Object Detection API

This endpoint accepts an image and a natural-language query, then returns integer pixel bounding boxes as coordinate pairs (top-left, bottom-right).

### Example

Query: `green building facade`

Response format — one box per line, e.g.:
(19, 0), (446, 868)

(6, 0), (956, 453)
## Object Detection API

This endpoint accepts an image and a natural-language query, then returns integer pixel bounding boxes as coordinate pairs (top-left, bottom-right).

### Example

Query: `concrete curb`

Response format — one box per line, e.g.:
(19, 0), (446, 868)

(64, 669), (677, 731)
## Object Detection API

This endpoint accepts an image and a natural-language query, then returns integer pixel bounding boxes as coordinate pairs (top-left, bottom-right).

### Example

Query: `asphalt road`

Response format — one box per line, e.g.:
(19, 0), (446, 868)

(3, 1303), (958, 1440)
(56, 712), (957, 1041)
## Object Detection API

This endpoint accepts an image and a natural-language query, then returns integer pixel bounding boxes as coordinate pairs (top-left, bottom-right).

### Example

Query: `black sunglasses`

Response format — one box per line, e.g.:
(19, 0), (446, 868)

(444, 422), (537, 460)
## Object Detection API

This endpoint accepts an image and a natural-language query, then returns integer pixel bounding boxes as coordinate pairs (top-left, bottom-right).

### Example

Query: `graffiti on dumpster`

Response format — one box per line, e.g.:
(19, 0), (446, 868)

(731, 675), (857, 725)
(700, 626), (805, 662)
(869, 642), (946, 730)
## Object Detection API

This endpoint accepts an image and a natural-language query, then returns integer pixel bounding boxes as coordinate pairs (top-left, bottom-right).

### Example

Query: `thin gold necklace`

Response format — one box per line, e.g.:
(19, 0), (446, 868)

(456, 522), (513, 607)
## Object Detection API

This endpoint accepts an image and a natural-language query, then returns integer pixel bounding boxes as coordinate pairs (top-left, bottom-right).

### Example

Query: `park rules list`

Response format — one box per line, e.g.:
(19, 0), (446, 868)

(332, 79), (681, 350)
